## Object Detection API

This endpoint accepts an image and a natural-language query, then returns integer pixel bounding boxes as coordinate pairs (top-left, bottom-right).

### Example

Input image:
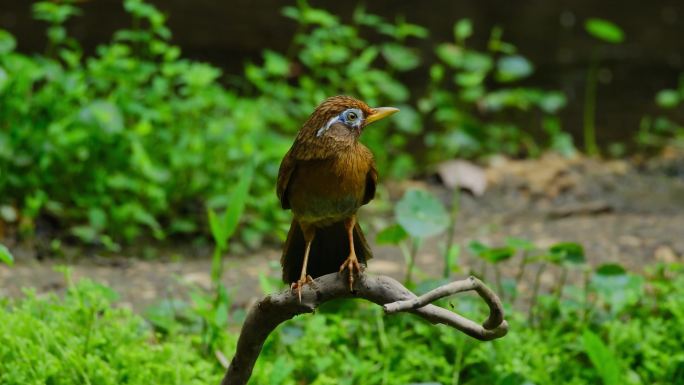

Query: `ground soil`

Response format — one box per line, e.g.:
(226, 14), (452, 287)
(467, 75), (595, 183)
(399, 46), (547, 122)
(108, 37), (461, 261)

(1, 153), (683, 312)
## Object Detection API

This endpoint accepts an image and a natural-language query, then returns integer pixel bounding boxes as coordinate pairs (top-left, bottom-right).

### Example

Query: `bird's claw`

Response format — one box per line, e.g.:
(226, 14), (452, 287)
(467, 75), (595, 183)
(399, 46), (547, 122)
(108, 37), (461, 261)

(339, 254), (362, 291)
(291, 275), (314, 302)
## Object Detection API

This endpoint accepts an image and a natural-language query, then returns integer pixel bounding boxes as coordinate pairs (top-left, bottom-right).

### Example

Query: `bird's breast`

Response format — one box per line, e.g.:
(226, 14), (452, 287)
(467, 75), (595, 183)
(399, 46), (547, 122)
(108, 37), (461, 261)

(288, 151), (372, 225)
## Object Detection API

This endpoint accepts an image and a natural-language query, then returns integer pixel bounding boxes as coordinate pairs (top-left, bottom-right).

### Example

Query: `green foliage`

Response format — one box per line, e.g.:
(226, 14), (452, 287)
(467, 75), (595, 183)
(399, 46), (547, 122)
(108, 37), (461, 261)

(636, 74), (684, 151)
(3, 262), (684, 385)
(378, 188), (451, 284)
(424, 20), (569, 160)
(585, 18), (625, 44)
(201, 164), (253, 353)
(0, 243), (13, 266)
(0, 1), (289, 248)
(1, 0), (571, 248)
(0, 278), (226, 384)
(394, 189), (449, 239)
(582, 329), (622, 385)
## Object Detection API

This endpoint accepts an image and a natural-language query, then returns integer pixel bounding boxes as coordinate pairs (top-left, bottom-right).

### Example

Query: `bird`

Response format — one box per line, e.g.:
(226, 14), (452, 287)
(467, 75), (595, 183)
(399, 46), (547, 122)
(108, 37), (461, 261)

(276, 95), (399, 300)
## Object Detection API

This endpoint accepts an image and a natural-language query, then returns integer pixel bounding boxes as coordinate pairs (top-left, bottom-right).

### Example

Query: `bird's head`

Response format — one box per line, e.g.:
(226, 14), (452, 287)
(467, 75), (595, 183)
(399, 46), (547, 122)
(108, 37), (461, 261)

(301, 96), (399, 141)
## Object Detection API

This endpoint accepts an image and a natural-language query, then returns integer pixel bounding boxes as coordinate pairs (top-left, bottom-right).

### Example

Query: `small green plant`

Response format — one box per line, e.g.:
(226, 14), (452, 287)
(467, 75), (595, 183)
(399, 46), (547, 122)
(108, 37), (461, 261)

(637, 73), (684, 151)
(583, 18), (625, 156)
(199, 162), (254, 354)
(582, 329), (623, 385)
(376, 188), (449, 285)
(0, 243), (13, 266)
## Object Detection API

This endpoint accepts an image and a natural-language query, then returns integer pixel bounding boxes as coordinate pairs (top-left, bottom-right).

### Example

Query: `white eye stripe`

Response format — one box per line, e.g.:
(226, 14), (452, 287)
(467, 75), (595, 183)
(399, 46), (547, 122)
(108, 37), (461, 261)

(317, 115), (340, 137)
(316, 108), (364, 137)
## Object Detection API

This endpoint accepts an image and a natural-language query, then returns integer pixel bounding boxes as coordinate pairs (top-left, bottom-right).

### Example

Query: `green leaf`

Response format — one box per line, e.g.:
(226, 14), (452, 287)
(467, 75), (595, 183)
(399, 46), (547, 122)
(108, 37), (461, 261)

(596, 263), (626, 276)
(496, 55), (534, 82)
(549, 242), (586, 265)
(381, 43), (421, 72)
(582, 330), (622, 385)
(656, 89), (680, 109)
(222, 163), (254, 240)
(482, 246), (515, 263)
(505, 237), (535, 251)
(0, 243), (14, 266)
(445, 244), (461, 274)
(392, 105), (422, 134)
(0, 66), (8, 94)
(436, 44), (464, 68)
(539, 91), (567, 113)
(468, 240), (489, 255)
(454, 19), (473, 43)
(78, 100), (124, 134)
(207, 209), (226, 249)
(263, 50), (289, 76)
(376, 224), (408, 245)
(0, 29), (17, 54)
(585, 18), (625, 44)
(395, 189), (449, 239)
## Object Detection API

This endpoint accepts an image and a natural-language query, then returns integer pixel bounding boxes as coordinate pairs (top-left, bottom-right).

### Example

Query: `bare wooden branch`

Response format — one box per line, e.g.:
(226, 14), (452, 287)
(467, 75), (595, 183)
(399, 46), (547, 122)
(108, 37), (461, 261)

(221, 273), (508, 385)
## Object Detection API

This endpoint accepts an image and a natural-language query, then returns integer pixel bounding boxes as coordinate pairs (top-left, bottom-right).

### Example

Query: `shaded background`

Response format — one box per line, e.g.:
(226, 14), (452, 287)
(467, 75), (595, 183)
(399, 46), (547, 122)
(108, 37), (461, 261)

(1, 0), (683, 146)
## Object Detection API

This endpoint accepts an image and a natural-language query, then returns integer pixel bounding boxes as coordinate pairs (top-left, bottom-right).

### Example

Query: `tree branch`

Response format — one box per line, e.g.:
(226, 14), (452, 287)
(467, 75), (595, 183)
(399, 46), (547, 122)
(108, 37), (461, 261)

(221, 273), (508, 385)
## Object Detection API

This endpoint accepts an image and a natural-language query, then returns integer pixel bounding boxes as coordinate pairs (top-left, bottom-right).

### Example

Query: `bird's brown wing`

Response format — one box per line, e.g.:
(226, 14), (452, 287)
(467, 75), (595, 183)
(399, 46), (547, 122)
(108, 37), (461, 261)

(276, 149), (296, 209)
(362, 161), (378, 205)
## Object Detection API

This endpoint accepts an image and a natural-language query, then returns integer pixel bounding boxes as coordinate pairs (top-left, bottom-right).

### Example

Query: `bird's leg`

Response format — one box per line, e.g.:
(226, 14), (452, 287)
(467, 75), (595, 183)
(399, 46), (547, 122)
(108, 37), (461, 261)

(291, 223), (315, 302)
(339, 215), (362, 291)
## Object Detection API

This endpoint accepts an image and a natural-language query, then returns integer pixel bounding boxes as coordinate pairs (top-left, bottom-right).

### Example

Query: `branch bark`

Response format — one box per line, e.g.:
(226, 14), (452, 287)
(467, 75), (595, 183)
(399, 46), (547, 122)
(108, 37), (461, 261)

(221, 273), (508, 385)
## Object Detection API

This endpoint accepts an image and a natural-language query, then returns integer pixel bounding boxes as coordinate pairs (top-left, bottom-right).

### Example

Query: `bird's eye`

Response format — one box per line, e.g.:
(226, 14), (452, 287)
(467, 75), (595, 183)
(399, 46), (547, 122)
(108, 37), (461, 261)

(347, 112), (357, 121)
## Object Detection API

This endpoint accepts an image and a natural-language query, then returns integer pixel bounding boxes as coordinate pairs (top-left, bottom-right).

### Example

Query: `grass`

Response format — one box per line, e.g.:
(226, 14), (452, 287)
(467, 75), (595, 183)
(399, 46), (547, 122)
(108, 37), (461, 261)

(1, 261), (683, 385)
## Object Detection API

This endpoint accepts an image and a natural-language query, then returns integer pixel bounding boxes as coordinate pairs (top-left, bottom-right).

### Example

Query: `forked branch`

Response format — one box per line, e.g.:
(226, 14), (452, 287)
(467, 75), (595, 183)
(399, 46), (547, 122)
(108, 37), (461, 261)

(221, 273), (508, 385)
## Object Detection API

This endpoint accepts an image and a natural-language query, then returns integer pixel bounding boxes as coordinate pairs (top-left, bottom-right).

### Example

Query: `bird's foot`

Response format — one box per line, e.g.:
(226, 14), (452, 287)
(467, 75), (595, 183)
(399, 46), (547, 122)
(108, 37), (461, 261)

(339, 254), (363, 291)
(291, 275), (314, 302)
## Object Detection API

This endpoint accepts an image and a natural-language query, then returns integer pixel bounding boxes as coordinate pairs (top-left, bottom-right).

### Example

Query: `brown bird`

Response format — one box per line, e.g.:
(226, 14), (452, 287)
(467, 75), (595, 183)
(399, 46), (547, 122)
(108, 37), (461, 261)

(277, 96), (399, 300)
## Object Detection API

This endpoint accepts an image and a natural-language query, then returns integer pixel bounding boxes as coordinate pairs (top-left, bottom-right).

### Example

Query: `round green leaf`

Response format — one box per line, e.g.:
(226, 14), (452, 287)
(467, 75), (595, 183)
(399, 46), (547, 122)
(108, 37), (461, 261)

(585, 18), (625, 43)
(0, 243), (13, 266)
(496, 55), (534, 82)
(595, 263), (626, 276)
(0, 29), (16, 54)
(549, 242), (586, 264)
(381, 43), (421, 72)
(392, 105), (422, 134)
(454, 19), (473, 42)
(395, 189), (449, 239)
(539, 92), (567, 113)
(376, 224), (408, 245)
(505, 237), (536, 251)
(656, 89), (680, 109)
(482, 246), (515, 263)
(78, 100), (124, 134)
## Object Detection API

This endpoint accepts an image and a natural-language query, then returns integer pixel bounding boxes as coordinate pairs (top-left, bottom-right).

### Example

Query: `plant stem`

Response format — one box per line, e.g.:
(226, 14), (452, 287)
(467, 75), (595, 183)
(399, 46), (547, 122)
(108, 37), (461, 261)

(583, 54), (600, 156)
(404, 238), (421, 285)
(529, 263), (546, 325)
(581, 267), (591, 325)
(513, 252), (528, 301)
(451, 335), (465, 385)
(210, 246), (224, 288)
(555, 266), (568, 301)
(443, 188), (461, 278)
(493, 264), (504, 299)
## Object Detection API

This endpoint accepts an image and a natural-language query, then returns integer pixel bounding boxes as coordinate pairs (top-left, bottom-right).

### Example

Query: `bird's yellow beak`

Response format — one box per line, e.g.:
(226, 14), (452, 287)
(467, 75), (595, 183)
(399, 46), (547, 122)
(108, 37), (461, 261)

(365, 107), (400, 125)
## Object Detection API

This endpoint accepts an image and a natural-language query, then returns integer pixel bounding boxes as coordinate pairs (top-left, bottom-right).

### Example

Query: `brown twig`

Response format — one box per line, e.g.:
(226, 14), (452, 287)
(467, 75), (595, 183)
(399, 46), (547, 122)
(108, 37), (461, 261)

(221, 273), (508, 385)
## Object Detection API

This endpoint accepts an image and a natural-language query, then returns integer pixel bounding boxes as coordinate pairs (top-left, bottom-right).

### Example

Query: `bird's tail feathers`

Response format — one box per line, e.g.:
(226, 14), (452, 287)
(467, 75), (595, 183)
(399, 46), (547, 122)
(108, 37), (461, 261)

(281, 219), (372, 284)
